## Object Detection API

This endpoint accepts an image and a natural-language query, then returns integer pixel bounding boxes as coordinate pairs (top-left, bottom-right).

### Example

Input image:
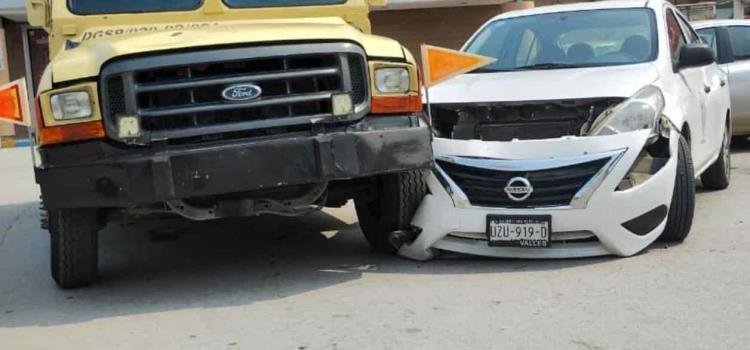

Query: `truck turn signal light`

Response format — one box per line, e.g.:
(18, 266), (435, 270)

(35, 98), (106, 146)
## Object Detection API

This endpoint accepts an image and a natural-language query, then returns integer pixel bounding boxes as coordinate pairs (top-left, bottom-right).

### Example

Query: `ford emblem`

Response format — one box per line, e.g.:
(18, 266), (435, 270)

(222, 84), (262, 102)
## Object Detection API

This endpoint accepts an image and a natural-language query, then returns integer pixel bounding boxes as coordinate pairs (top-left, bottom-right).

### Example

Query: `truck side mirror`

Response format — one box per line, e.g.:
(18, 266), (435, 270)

(367, 0), (388, 6)
(678, 43), (716, 69)
(26, 0), (50, 29)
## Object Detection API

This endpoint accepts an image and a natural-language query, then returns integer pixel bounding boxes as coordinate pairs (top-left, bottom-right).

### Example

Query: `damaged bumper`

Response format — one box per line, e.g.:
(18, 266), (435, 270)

(36, 116), (433, 209)
(400, 129), (678, 260)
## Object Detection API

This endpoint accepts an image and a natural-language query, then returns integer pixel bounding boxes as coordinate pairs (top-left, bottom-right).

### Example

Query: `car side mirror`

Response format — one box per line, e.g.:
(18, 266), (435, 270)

(678, 44), (716, 69)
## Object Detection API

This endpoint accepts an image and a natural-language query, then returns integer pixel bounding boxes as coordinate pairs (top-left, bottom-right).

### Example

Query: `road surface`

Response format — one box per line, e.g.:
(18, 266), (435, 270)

(1, 143), (749, 349)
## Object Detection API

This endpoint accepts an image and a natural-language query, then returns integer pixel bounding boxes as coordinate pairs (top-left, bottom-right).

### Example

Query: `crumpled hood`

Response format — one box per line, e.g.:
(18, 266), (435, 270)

(51, 17), (405, 84)
(428, 63), (660, 103)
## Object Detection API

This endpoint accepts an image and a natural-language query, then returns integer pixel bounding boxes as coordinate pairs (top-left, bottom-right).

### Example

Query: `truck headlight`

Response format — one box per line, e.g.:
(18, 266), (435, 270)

(589, 85), (665, 141)
(374, 68), (410, 94)
(50, 91), (93, 121)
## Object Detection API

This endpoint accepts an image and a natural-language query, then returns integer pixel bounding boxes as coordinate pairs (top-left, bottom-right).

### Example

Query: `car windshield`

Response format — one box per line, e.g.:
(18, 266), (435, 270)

(465, 8), (657, 72)
(69, 0), (345, 15)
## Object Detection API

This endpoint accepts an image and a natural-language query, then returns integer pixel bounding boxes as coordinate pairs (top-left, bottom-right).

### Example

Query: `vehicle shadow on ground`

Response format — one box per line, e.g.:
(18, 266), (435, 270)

(0, 201), (620, 329)
(731, 136), (750, 154)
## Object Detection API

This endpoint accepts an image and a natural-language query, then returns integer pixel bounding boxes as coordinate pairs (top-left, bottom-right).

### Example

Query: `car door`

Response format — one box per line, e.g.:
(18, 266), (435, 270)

(724, 25), (750, 134)
(666, 9), (711, 167)
(677, 14), (727, 159)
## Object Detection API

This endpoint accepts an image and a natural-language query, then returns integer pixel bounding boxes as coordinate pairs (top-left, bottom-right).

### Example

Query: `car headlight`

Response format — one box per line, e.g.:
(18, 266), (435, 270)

(374, 68), (410, 94)
(50, 91), (93, 121)
(589, 85), (665, 140)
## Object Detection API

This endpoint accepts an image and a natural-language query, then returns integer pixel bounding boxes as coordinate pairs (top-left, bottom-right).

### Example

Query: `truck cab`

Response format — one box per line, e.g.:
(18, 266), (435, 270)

(28, 0), (432, 288)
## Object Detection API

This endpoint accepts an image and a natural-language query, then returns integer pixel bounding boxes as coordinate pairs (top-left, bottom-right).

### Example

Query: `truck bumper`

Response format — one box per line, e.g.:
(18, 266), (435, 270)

(36, 117), (433, 209)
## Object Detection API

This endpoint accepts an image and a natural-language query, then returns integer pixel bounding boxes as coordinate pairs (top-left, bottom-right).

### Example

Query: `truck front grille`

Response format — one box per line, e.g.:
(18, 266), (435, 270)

(437, 157), (610, 208)
(101, 43), (369, 144)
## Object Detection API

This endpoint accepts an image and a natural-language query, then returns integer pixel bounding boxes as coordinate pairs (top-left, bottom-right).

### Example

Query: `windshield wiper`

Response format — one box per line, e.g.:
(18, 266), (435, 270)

(514, 63), (585, 70)
(470, 67), (514, 73)
(471, 63), (585, 73)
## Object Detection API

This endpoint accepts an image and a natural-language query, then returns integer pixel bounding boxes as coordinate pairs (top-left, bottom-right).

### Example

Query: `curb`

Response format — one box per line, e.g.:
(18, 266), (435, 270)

(0, 139), (31, 148)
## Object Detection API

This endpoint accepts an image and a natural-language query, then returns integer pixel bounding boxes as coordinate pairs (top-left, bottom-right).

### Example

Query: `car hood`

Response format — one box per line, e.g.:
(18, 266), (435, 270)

(427, 63), (660, 103)
(50, 17), (405, 84)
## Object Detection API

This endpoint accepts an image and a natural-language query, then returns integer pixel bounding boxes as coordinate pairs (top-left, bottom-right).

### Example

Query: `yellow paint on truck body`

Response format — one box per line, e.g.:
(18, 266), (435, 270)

(33, 0), (409, 87)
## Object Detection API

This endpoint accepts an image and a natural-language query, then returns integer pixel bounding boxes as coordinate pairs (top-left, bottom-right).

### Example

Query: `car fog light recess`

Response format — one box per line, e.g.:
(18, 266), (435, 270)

(118, 115), (142, 139)
(50, 91), (93, 121)
(332, 93), (354, 117)
(659, 115), (672, 139)
(375, 68), (410, 94)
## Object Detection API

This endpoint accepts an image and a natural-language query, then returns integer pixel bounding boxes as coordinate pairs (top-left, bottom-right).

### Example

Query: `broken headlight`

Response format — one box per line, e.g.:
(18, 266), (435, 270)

(589, 85), (665, 142)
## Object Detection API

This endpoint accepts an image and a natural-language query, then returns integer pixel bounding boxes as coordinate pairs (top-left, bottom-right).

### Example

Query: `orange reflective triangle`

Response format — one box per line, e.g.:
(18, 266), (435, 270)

(0, 79), (29, 126)
(421, 45), (496, 87)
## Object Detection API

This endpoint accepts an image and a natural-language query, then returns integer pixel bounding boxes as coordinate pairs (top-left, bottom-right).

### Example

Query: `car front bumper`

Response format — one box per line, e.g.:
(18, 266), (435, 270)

(399, 129), (678, 260)
(35, 116), (433, 209)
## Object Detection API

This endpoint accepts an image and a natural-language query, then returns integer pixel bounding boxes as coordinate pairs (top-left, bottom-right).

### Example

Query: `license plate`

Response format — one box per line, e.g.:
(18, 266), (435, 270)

(486, 215), (551, 248)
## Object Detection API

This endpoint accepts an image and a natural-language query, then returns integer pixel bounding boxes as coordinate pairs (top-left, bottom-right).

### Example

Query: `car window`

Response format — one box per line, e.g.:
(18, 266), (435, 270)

(666, 10), (687, 63)
(464, 8), (657, 71)
(697, 28), (718, 56)
(727, 26), (750, 60)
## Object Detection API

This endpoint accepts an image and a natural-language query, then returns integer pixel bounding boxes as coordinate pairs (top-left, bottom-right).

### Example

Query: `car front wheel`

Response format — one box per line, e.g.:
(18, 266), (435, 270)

(661, 136), (696, 242)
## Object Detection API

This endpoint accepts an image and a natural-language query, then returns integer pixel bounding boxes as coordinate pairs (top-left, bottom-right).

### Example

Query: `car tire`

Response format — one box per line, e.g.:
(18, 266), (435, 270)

(701, 126), (731, 191)
(660, 136), (695, 242)
(355, 171), (428, 254)
(49, 208), (99, 289)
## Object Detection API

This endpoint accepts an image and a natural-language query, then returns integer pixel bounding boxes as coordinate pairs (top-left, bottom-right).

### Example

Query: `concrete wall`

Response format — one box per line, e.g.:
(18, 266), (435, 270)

(371, 5), (506, 62)
(0, 19), (29, 138)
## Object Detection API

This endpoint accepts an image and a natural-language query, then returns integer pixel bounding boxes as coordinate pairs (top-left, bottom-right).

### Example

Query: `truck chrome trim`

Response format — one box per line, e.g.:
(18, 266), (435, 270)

(100, 42), (370, 144)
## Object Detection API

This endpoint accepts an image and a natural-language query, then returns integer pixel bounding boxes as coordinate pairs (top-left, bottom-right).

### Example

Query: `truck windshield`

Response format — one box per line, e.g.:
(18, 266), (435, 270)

(69, 0), (345, 15)
(69, 0), (203, 15)
(465, 8), (657, 72)
(224, 0), (346, 8)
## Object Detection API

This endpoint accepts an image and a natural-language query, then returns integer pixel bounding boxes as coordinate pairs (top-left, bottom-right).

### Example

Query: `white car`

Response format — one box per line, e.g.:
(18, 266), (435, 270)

(693, 20), (750, 138)
(398, 0), (732, 260)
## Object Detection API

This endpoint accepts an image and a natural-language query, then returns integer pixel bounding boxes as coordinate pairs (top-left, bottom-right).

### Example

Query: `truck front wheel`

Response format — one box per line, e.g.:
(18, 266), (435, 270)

(355, 171), (428, 254)
(49, 208), (99, 289)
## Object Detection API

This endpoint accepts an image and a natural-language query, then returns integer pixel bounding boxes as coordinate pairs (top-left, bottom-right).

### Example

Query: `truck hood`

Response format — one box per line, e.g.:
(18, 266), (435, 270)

(428, 63), (660, 103)
(51, 17), (405, 84)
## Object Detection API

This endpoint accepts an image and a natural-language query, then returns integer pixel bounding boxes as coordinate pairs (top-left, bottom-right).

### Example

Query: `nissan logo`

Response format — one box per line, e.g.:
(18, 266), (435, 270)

(222, 84), (262, 102)
(504, 177), (534, 202)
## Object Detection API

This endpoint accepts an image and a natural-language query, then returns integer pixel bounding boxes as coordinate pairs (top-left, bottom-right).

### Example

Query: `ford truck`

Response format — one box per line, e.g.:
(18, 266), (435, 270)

(27, 0), (432, 288)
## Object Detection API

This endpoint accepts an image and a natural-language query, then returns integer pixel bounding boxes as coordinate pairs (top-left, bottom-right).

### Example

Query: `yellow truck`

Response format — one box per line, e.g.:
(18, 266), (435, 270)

(27, 0), (432, 288)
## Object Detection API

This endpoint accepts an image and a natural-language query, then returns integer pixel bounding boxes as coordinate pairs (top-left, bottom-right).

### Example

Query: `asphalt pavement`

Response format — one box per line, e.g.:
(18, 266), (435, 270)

(1, 142), (750, 350)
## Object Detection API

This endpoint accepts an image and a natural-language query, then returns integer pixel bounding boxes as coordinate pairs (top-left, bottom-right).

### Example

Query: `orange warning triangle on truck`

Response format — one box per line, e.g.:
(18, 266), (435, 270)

(421, 45), (497, 88)
(0, 79), (30, 127)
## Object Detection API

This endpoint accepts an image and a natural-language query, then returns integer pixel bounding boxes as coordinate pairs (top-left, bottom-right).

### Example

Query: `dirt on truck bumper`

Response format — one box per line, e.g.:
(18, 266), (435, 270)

(35, 116), (433, 209)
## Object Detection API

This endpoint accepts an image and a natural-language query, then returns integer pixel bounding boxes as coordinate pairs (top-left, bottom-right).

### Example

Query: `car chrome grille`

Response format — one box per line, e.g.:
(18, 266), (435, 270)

(101, 43), (369, 144)
(437, 157), (611, 208)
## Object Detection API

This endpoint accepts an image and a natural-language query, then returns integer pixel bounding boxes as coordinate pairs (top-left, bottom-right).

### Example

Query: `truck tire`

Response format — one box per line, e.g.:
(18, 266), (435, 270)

(660, 136), (695, 242)
(49, 209), (99, 289)
(701, 126), (731, 190)
(355, 171), (428, 254)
